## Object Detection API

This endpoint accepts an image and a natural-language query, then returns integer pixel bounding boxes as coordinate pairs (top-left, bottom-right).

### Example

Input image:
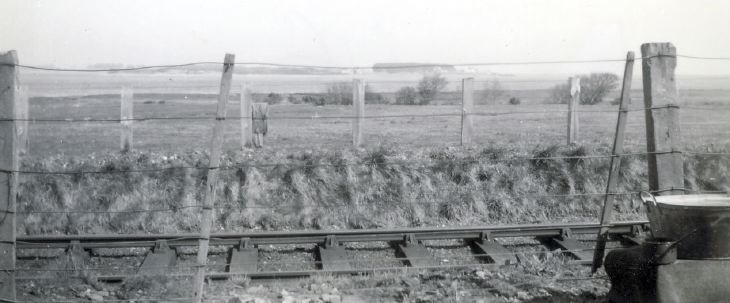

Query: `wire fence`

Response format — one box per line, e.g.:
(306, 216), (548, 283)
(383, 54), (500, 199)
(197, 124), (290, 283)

(3, 52), (730, 301)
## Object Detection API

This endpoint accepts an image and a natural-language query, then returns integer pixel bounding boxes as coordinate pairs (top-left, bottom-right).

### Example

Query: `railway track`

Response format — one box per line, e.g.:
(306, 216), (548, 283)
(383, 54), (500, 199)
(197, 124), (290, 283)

(15, 220), (648, 282)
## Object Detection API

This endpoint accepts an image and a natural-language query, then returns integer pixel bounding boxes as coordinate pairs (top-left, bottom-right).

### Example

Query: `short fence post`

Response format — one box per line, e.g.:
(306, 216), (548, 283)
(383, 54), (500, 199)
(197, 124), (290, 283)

(352, 79), (364, 147)
(240, 83), (253, 149)
(461, 78), (474, 145)
(193, 53), (235, 303)
(567, 76), (580, 144)
(641, 42), (683, 195)
(0, 50), (18, 302)
(120, 87), (133, 153)
(592, 51), (635, 272)
(17, 85), (28, 157)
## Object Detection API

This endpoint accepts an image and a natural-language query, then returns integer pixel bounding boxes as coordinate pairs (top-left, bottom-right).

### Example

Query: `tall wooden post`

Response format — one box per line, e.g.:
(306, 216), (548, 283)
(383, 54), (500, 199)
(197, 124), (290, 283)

(641, 43), (683, 195)
(460, 78), (474, 146)
(240, 83), (253, 149)
(352, 79), (364, 147)
(193, 53), (234, 303)
(120, 87), (133, 153)
(592, 51), (635, 272)
(0, 50), (18, 302)
(567, 76), (580, 144)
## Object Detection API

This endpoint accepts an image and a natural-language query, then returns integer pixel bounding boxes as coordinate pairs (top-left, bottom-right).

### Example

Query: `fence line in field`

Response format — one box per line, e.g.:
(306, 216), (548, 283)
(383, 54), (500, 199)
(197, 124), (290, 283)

(2, 44), (730, 301)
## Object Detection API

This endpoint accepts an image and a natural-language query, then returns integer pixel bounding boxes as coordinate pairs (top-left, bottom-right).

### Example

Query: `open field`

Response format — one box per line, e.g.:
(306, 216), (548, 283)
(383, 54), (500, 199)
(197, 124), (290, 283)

(24, 89), (730, 159)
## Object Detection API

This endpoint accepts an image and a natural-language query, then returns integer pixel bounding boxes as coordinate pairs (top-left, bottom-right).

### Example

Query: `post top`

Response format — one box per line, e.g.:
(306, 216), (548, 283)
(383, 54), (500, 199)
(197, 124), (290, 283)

(0, 50), (18, 64)
(641, 43), (676, 56)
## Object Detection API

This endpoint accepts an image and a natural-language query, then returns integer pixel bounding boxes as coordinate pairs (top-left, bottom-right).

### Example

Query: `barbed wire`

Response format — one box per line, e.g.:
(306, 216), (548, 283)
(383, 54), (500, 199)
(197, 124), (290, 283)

(5, 53), (728, 73)
(5, 150), (725, 176)
(5, 104), (724, 124)
(3, 150), (669, 175)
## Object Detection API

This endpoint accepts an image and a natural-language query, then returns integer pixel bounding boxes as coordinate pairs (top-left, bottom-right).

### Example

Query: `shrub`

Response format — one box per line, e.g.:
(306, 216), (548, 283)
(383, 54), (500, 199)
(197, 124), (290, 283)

(395, 86), (418, 105)
(417, 73), (448, 105)
(264, 92), (283, 105)
(365, 91), (388, 104)
(545, 73), (619, 105)
(509, 97), (521, 105)
(325, 83), (352, 105)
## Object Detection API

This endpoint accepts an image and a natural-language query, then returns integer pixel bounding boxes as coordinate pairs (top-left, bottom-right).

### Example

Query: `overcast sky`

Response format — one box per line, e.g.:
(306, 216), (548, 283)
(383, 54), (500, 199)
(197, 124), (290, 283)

(3, 0), (730, 74)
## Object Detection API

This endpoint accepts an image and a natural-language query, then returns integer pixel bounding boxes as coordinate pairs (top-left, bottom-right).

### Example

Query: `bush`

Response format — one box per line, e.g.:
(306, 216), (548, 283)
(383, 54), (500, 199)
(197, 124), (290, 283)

(545, 73), (619, 105)
(264, 92), (283, 105)
(325, 83), (353, 105)
(365, 91), (388, 104)
(417, 73), (448, 105)
(509, 97), (521, 105)
(395, 86), (418, 105)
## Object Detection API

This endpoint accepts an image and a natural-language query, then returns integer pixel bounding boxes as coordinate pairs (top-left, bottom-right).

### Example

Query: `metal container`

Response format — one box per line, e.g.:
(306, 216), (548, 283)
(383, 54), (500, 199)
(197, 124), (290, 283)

(640, 192), (730, 260)
(642, 237), (677, 265)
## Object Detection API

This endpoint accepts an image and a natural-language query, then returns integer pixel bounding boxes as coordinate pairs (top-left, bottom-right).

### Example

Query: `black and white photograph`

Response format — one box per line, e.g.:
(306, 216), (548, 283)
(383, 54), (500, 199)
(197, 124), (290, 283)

(2, 0), (729, 302)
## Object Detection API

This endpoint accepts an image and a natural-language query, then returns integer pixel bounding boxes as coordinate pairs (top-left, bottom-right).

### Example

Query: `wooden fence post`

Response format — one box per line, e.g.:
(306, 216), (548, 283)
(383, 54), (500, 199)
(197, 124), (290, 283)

(461, 78), (474, 146)
(352, 79), (364, 147)
(120, 87), (133, 153)
(641, 43), (683, 195)
(17, 86), (28, 157)
(0, 50), (19, 302)
(567, 76), (580, 144)
(592, 51), (635, 272)
(193, 53), (234, 303)
(240, 83), (253, 149)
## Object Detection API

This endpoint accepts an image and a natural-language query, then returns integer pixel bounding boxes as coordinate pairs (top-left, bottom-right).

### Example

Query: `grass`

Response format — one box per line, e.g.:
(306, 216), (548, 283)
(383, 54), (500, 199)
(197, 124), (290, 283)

(14, 88), (730, 235)
(17, 143), (730, 236)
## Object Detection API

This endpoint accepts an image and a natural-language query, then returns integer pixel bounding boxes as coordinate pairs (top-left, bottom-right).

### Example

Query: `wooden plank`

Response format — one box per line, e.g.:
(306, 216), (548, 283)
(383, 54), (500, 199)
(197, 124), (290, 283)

(352, 79), (364, 146)
(317, 245), (352, 271)
(138, 241), (177, 275)
(227, 248), (258, 274)
(460, 78), (474, 145)
(567, 76), (580, 144)
(472, 240), (517, 265)
(240, 83), (253, 148)
(641, 43), (684, 195)
(193, 53), (235, 303)
(592, 51), (636, 272)
(0, 50), (18, 302)
(120, 87), (133, 153)
(553, 237), (594, 262)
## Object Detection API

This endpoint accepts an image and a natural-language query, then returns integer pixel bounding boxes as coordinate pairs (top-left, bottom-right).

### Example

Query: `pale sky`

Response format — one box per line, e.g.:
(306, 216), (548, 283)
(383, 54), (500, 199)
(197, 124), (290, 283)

(2, 0), (730, 74)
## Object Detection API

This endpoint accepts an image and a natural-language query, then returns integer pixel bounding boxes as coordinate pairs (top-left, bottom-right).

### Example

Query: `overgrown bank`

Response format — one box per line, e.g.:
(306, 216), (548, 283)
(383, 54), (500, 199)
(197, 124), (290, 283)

(17, 144), (729, 235)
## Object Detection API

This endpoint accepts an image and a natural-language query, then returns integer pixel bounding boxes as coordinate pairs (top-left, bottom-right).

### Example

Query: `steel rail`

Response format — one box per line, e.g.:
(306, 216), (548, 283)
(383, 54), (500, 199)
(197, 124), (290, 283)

(16, 220), (647, 249)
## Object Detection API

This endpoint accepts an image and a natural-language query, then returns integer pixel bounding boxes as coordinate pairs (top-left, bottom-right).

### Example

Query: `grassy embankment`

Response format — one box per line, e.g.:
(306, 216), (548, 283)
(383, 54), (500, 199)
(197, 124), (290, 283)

(17, 143), (729, 236)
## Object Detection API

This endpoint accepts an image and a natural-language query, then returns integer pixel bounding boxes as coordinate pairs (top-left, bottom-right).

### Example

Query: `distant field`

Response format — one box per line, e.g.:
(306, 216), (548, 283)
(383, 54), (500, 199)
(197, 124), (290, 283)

(24, 89), (730, 159)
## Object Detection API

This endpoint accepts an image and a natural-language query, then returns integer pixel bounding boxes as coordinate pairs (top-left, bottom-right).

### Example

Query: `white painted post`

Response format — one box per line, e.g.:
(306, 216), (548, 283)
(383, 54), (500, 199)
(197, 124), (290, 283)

(461, 78), (474, 145)
(120, 87), (133, 153)
(567, 77), (580, 144)
(352, 79), (364, 147)
(240, 83), (253, 149)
